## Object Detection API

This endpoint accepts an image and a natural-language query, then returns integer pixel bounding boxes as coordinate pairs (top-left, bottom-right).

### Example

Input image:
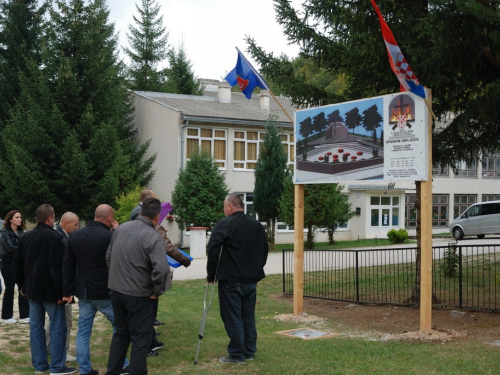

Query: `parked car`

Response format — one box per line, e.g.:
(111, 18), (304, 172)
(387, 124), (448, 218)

(450, 200), (500, 240)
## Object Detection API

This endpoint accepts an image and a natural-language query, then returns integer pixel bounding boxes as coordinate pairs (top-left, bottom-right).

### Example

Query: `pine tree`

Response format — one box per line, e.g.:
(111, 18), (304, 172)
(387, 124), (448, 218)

(0, 0), (46, 122)
(171, 149), (228, 231)
(0, 0), (155, 219)
(125, 0), (169, 91)
(163, 42), (203, 95)
(253, 117), (288, 250)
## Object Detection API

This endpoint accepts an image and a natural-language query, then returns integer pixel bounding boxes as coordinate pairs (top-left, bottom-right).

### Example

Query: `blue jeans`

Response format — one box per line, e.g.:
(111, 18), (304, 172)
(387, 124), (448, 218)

(29, 299), (67, 372)
(218, 281), (258, 361)
(77, 298), (129, 373)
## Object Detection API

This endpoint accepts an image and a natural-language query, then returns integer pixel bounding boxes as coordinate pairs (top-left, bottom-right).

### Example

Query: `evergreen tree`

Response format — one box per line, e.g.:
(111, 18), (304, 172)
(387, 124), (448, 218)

(163, 41), (203, 95)
(125, 0), (168, 91)
(0, 0), (47, 211)
(253, 117), (288, 250)
(0, 0), (46, 122)
(362, 104), (383, 144)
(171, 149), (228, 231)
(247, 0), (500, 168)
(345, 107), (362, 134)
(0, 0), (155, 219)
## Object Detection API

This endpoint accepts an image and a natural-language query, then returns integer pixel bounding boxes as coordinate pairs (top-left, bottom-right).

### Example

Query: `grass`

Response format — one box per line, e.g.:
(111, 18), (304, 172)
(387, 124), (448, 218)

(3, 275), (500, 374)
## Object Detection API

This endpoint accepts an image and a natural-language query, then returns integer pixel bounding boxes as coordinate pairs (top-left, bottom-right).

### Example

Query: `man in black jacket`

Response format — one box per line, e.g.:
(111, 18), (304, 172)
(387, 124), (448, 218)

(13, 204), (76, 375)
(63, 204), (128, 375)
(206, 193), (268, 364)
(46, 211), (79, 362)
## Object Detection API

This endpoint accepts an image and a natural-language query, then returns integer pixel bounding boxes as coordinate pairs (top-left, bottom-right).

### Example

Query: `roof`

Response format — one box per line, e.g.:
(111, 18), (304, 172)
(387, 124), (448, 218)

(133, 88), (296, 125)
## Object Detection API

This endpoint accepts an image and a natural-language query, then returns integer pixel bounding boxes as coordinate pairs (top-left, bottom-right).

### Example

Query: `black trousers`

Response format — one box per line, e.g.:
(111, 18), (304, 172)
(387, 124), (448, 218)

(106, 291), (154, 375)
(1, 260), (29, 319)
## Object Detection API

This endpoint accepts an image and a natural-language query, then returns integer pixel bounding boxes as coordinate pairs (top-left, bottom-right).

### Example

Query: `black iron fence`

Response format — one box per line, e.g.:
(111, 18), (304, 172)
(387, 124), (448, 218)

(282, 243), (500, 312)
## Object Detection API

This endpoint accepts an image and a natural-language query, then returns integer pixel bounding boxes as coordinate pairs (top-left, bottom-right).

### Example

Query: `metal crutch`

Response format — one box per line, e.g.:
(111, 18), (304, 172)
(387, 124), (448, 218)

(193, 281), (217, 365)
(194, 247), (222, 365)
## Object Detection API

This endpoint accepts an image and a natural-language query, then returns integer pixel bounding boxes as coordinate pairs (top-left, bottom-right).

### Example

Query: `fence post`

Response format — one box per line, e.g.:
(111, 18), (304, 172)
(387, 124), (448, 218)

(355, 251), (360, 302)
(458, 246), (463, 309)
(282, 249), (286, 294)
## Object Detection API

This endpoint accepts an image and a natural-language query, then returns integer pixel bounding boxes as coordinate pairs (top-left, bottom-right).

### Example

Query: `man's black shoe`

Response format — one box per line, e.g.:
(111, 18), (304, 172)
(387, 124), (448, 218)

(120, 366), (129, 375)
(155, 331), (161, 337)
(154, 319), (165, 326)
(146, 350), (159, 357)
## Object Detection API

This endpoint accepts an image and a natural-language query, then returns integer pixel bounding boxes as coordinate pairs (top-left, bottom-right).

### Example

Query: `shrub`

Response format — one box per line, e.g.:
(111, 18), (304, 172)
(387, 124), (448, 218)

(387, 229), (409, 244)
(441, 242), (460, 277)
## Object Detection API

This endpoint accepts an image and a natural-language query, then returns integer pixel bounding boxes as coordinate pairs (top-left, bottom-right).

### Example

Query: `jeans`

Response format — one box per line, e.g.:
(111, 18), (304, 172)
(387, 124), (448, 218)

(1, 260), (29, 319)
(218, 281), (258, 361)
(77, 297), (129, 374)
(29, 299), (67, 372)
(106, 291), (154, 375)
(45, 303), (72, 353)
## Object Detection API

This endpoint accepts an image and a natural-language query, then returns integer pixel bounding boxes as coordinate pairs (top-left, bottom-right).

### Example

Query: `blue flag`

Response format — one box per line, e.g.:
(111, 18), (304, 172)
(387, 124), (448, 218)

(225, 47), (269, 99)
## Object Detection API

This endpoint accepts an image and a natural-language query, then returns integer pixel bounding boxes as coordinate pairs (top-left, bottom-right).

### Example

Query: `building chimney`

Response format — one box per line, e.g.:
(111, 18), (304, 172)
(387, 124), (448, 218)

(218, 81), (231, 103)
(260, 90), (270, 110)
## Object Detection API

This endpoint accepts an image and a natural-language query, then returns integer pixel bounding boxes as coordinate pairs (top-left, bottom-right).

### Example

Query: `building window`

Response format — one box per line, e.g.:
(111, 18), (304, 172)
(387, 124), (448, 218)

(237, 193), (258, 220)
(454, 160), (477, 178)
(432, 195), (449, 227)
(280, 133), (295, 167)
(432, 164), (449, 177)
(370, 196), (399, 227)
(234, 131), (262, 170)
(482, 153), (500, 178)
(482, 194), (500, 202)
(405, 194), (417, 228)
(453, 194), (477, 219)
(186, 128), (226, 168)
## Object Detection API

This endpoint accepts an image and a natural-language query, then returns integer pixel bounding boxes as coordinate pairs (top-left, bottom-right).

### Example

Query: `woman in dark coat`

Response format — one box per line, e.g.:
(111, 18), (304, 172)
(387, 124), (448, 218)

(1, 210), (29, 324)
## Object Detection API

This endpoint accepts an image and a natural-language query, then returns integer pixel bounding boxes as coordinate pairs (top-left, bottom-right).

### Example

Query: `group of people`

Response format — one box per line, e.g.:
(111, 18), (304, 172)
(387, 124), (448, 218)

(0, 190), (268, 374)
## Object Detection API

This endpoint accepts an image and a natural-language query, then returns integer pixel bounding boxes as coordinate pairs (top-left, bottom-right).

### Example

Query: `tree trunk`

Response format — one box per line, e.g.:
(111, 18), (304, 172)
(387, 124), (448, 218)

(266, 218), (275, 251)
(305, 222), (315, 249)
(328, 226), (335, 245)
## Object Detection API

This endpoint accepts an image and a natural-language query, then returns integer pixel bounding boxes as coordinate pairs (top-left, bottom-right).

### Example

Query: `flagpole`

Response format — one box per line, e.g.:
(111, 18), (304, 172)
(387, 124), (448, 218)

(268, 89), (294, 124)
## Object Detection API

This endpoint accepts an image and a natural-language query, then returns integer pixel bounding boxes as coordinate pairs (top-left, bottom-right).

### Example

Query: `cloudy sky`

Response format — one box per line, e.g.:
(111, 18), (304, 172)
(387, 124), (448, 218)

(105, 0), (302, 80)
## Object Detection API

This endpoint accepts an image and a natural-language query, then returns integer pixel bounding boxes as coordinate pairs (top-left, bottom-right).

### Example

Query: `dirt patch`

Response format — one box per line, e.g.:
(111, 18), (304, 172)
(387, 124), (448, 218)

(271, 294), (500, 343)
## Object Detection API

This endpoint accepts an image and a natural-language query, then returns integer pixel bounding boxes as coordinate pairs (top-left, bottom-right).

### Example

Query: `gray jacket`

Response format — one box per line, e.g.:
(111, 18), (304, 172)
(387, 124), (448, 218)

(106, 216), (169, 297)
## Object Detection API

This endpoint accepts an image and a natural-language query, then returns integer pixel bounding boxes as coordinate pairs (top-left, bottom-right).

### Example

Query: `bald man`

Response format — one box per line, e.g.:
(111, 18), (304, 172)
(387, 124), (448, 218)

(46, 211), (80, 361)
(130, 189), (156, 221)
(63, 205), (128, 375)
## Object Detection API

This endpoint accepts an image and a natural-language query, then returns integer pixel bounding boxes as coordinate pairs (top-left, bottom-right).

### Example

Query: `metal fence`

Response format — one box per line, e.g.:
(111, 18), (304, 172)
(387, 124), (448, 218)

(282, 244), (500, 312)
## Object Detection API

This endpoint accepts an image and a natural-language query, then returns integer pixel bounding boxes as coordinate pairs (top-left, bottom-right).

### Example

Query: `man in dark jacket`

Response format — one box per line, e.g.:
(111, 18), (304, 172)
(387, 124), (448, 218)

(46, 211), (79, 362)
(206, 193), (268, 364)
(105, 198), (169, 375)
(63, 204), (129, 375)
(13, 204), (76, 375)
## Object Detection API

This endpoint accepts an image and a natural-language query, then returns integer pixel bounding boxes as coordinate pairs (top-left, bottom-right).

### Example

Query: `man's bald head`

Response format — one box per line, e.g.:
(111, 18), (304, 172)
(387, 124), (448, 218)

(139, 189), (156, 203)
(94, 204), (115, 229)
(60, 212), (79, 234)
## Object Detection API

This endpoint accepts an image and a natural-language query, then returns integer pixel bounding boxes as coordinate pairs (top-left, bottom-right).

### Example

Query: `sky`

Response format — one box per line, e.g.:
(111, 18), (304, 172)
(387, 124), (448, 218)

(105, 0), (302, 80)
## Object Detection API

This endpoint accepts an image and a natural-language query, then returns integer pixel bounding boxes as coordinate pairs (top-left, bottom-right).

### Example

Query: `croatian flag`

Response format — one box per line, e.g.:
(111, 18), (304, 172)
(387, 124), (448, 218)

(371, 0), (425, 98)
(225, 47), (269, 99)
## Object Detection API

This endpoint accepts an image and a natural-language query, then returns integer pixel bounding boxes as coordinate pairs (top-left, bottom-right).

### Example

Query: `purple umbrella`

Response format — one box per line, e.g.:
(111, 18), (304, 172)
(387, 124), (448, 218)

(159, 202), (173, 224)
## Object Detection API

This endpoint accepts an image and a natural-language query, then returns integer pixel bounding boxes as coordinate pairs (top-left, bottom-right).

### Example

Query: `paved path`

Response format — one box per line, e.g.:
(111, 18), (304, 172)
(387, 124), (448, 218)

(172, 236), (500, 281)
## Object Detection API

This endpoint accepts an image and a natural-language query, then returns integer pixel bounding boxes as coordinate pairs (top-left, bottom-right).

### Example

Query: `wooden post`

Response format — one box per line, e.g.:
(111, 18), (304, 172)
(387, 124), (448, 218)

(293, 184), (304, 315)
(420, 89), (433, 331)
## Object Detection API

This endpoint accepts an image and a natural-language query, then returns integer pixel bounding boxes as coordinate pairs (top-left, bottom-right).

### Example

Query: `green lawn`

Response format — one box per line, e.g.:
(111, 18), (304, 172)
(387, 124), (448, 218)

(2, 275), (500, 374)
(273, 238), (415, 252)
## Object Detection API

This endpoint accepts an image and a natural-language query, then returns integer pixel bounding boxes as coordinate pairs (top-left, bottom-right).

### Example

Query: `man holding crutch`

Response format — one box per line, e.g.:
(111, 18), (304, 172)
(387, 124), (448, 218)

(206, 193), (268, 364)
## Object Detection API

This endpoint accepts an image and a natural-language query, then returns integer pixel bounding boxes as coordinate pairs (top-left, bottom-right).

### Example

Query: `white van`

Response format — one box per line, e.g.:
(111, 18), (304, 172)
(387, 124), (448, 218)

(450, 200), (500, 240)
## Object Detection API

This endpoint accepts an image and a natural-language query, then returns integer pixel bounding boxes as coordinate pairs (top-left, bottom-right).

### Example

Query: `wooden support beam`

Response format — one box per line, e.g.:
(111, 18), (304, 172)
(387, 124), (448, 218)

(420, 89), (433, 331)
(293, 184), (304, 315)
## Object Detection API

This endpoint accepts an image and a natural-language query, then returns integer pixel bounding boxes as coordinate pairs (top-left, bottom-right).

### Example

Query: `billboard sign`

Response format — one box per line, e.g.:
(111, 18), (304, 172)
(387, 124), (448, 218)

(294, 92), (428, 184)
